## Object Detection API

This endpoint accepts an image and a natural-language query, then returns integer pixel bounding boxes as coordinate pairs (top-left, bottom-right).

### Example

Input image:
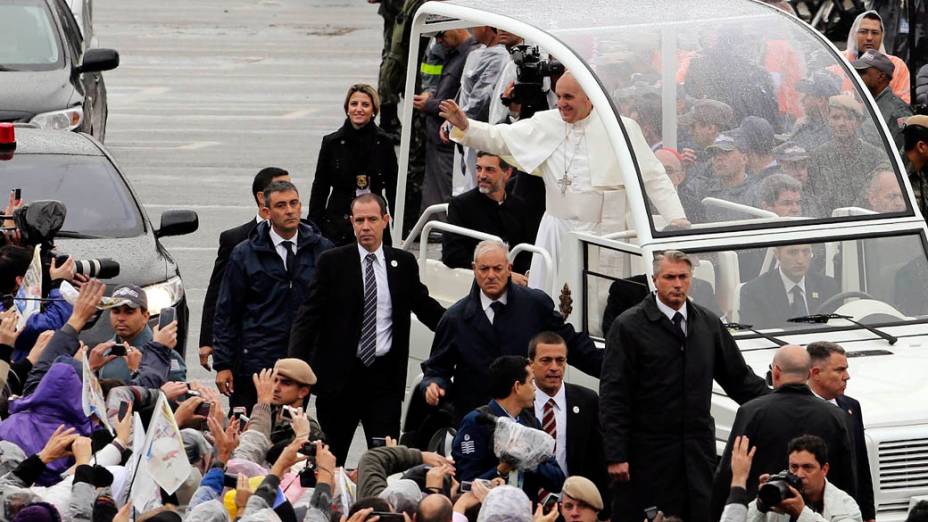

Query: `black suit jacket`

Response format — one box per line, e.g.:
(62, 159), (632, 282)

(563, 383), (610, 517)
(200, 219), (258, 347)
(710, 384), (857, 521)
(739, 269), (839, 328)
(837, 394), (875, 520)
(288, 244), (445, 397)
(441, 189), (536, 274)
(601, 295), (769, 522)
(421, 282), (603, 421)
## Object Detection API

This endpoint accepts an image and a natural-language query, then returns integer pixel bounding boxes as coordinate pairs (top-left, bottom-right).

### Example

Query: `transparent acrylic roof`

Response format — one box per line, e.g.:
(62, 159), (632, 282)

(435, 0), (768, 31)
(424, 0), (910, 236)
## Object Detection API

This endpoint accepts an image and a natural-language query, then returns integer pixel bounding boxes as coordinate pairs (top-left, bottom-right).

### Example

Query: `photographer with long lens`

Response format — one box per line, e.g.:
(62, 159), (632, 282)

(711, 346), (856, 521)
(742, 435), (862, 522)
(0, 244), (77, 361)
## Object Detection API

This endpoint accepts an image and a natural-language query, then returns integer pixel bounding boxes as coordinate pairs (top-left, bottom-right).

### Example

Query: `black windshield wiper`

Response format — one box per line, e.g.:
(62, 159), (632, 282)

(0, 65), (19, 71)
(55, 230), (100, 239)
(723, 322), (788, 346)
(787, 313), (897, 345)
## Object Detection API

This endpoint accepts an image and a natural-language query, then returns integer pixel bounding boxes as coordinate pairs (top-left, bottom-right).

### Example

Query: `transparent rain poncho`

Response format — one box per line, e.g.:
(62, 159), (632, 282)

(186, 500), (231, 522)
(492, 417), (555, 471)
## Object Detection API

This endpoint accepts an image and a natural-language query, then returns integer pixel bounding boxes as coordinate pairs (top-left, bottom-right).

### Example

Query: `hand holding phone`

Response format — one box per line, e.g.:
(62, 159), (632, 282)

(158, 307), (175, 329)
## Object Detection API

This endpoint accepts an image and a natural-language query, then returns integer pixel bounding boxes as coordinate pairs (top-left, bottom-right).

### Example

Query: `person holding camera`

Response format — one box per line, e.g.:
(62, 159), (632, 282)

(21, 280), (178, 396)
(98, 283), (184, 383)
(711, 345), (857, 521)
(0, 244), (77, 361)
(747, 435), (862, 522)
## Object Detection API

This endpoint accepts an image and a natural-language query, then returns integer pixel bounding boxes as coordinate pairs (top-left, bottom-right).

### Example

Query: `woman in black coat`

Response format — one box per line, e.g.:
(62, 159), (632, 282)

(308, 83), (398, 246)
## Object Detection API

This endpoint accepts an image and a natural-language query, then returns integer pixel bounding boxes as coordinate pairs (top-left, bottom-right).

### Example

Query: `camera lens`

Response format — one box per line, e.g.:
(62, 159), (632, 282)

(73, 258), (120, 279)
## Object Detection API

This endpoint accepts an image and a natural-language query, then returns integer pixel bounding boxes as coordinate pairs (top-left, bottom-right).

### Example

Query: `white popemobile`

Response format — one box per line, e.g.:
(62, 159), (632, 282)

(391, 0), (928, 519)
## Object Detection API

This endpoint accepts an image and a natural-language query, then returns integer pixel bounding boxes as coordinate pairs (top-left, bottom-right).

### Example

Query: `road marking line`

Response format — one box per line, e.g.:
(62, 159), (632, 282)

(280, 108), (318, 119)
(176, 141), (220, 150)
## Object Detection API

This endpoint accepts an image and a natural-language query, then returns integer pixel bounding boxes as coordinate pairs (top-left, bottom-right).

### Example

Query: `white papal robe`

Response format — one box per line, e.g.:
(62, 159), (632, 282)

(450, 107), (686, 290)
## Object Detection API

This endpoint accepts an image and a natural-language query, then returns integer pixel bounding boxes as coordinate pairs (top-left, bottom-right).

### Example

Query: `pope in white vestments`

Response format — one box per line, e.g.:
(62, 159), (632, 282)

(439, 72), (688, 290)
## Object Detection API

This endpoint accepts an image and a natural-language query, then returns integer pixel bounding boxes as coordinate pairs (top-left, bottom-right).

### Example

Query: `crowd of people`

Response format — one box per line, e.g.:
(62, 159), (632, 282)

(1, 0), (928, 521)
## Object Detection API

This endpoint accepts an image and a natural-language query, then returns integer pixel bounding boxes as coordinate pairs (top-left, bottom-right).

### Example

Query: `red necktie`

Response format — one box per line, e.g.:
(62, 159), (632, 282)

(542, 398), (557, 446)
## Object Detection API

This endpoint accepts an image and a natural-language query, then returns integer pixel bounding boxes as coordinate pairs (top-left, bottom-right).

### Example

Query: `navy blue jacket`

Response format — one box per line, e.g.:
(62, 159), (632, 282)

(213, 221), (332, 377)
(452, 400), (564, 502)
(420, 281), (602, 419)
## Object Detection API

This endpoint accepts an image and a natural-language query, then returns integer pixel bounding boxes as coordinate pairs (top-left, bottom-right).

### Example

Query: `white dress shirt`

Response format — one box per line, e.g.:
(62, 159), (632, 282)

(357, 244), (393, 357)
(811, 387), (839, 407)
(779, 269), (808, 310)
(480, 290), (508, 324)
(655, 293), (687, 334)
(268, 226), (298, 269)
(534, 384), (568, 475)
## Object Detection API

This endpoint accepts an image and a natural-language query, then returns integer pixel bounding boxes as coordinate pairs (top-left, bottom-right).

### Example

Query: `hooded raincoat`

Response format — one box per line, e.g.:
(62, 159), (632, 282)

(843, 10), (912, 103)
(0, 363), (93, 485)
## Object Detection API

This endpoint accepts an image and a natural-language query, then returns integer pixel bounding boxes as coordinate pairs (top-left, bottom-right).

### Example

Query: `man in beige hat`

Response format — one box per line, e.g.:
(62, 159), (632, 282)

(559, 475), (603, 522)
(272, 358), (317, 409)
(808, 95), (883, 212)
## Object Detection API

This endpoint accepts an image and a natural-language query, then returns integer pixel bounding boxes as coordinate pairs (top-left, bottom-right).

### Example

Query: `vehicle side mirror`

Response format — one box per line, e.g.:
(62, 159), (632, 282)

(76, 48), (119, 74)
(156, 210), (198, 238)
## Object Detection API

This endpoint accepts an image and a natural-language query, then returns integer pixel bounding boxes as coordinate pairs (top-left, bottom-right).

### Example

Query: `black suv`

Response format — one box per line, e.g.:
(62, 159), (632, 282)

(0, 0), (118, 140)
(2, 125), (198, 356)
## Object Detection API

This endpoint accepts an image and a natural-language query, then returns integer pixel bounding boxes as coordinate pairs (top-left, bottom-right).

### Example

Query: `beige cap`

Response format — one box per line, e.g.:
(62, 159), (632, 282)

(828, 95), (864, 118)
(561, 476), (603, 511)
(274, 358), (317, 386)
(905, 115), (928, 129)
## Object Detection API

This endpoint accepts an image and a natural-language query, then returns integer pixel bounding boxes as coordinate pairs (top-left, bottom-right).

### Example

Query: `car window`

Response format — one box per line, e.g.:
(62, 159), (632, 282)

(5, 154), (146, 238)
(51, 0), (82, 59)
(0, 0), (64, 70)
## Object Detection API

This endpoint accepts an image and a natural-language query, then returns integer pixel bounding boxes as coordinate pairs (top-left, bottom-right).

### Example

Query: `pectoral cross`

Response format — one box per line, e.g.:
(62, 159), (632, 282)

(557, 175), (572, 195)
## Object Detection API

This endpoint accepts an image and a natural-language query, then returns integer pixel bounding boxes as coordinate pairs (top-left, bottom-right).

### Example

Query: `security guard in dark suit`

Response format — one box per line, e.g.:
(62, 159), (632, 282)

(808, 341), (875, 521)
(452, 355), (564, 503)
(199, 167), (289, 370)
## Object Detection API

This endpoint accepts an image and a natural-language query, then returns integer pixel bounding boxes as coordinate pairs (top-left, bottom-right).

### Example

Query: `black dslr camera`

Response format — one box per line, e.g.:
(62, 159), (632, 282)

(3, 201), (119, 279)
(501, 45), (565, 119)
(757, 470), (803, 512)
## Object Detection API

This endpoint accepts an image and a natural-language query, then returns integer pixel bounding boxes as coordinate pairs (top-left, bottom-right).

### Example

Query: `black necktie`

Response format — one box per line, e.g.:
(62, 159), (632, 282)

(490, 301), (505, 326)
(672, 311), (686, 338)
(281, 240), (296, 279)
(790, 286), (808, 316)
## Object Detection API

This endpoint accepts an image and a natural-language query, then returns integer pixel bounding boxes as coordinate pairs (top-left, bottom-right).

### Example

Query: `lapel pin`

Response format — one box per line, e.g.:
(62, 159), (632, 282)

(390, 260), (398, 268)
(811, 291), (819, 299)
(572, 406), (579, 414)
